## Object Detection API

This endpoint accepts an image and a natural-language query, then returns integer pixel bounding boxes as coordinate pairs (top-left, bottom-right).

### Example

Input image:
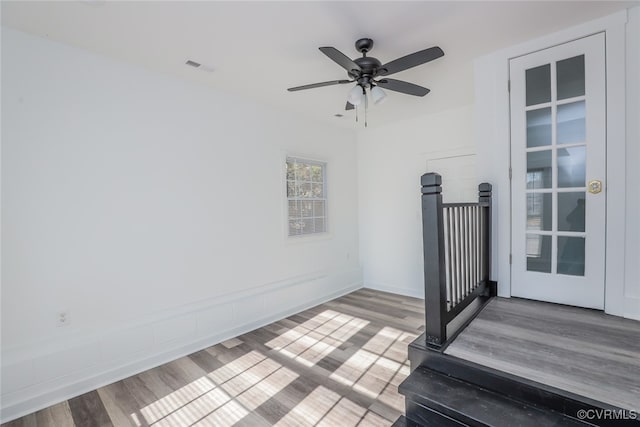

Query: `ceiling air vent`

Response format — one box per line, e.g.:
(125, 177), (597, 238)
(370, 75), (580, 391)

(185, 60), (201, 68)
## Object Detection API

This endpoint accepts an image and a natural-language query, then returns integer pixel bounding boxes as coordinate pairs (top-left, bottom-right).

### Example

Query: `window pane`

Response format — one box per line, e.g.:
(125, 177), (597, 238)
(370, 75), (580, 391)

(527, 108), (552, 148)
(286, 157), (327, 237)
(313, 201), (325, 217)
(527, 193), (552, 231)
(558, 236), (585, 276)
(526, 64), (551, 106)
(527, 150), (552, 189)
(287, 181), (295, 197)
(558, 192), (585, 232)
(311, 165), (323, 182)
(557, 55), (585, 100)
(557, 101), (585, 145)
(295, 163), (310, 181)
(300, 219), (313, 235)
(288, 200), (300, 219)
(286, 162), (295, 180)
(297, 182), (312, 197)
(526, 234), (551, 273)
(312, 183), (324, 198)
(558, 146), (585, 188)
(289, 220), (302, 236)
(301, 200), (313, 218)
(314, 218), (326, 233)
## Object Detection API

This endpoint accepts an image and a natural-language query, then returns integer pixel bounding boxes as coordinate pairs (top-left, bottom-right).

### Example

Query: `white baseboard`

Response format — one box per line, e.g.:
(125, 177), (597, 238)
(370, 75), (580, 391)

(0, 269), (363, 423)
(363, 283), (424, 300)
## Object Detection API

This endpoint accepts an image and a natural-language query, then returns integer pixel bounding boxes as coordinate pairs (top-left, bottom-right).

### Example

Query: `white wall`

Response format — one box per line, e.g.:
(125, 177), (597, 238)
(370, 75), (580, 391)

(357, 106), (476, 298)
(1, 27), (361, 421)
(624, 6), (640, 309)
(475, 9), (640, 319)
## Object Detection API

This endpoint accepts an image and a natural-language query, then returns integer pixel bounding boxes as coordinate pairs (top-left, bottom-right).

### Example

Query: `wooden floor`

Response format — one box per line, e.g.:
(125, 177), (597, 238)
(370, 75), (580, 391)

(2, 289), (424, 427)
(445, 297), (640, 411)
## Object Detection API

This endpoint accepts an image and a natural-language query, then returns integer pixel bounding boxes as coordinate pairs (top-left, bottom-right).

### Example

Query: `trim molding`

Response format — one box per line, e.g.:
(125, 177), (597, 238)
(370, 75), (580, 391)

(1, 268), (363, 423)
(364, 283), (424, 300)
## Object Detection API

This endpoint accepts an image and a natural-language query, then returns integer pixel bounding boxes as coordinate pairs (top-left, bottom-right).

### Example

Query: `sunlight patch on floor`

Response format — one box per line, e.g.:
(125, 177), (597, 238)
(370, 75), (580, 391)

(207, 350), (267, 384)
(266, 310), (369, 368)
(137, 350), (297, 426)
(219, 357), (281, 397)
(316, 397), (368, 427)
(235, 366), (299, 411)
(152, 387), (232, 426)
(132, 308), (416, 426)
(194, 399), (249, 426)
(274, 386), (342, 427)
(330, 327), (414, 400)
(140, 376), (217, 424)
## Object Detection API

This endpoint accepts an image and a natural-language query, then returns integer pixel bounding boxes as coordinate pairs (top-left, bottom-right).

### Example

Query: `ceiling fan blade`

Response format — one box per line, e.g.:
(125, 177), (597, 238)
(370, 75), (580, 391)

(287, 80), (352, 92)
(319, 47), (362, 74)
(345, 102), (354, 111)
(379, 46), (444, 76)
(376, 78), (430, 96)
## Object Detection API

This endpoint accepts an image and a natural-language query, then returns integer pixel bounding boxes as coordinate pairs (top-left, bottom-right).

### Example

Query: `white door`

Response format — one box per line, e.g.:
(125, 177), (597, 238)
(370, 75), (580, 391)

(510, 33), (606, 309)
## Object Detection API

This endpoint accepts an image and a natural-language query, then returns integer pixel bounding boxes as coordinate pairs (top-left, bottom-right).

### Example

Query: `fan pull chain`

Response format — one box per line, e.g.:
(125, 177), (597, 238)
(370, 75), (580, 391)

(364, 90), (368, 127)
(355, 105), (358, 123)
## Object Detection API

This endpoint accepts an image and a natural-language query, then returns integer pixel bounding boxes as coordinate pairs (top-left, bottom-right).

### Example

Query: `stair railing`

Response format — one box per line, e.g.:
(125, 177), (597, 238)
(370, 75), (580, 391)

(421, 172), (496, 347)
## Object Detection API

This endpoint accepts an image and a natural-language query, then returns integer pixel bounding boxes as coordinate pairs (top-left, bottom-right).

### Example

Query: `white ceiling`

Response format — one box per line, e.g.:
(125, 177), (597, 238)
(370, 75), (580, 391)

(1, 1), (635, 128)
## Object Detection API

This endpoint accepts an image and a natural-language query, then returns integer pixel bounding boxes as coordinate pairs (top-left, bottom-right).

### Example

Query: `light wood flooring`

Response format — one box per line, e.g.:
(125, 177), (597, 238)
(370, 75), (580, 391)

(445, 297), (640, 410)
(2, 289), (425, 427)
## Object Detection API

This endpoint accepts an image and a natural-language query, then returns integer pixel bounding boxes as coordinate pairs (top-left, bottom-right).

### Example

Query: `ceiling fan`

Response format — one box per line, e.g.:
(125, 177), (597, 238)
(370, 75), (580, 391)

(287, 38), (444, 113)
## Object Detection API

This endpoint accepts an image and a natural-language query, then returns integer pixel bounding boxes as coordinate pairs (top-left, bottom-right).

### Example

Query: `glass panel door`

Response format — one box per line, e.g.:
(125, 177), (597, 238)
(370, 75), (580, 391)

(510, 33), (606, 309)
(524, 54), (587, 277)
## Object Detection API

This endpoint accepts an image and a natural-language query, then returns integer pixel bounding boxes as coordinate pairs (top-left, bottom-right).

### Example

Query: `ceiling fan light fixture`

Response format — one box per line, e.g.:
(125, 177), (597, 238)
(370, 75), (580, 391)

(347, 85), (364, 106)
(371, 85), (387, 104)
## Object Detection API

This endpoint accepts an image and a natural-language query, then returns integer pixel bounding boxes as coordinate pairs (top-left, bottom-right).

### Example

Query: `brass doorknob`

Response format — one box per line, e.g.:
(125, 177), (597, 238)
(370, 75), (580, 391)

(588, 180), (602, 194)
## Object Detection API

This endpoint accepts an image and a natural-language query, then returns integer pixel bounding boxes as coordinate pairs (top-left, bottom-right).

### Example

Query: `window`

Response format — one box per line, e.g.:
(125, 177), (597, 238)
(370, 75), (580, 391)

(286, 157), (327, 236)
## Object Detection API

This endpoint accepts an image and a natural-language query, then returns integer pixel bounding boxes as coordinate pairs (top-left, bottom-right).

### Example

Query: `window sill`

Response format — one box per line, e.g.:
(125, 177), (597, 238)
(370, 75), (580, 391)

(285, 231), (333, 244)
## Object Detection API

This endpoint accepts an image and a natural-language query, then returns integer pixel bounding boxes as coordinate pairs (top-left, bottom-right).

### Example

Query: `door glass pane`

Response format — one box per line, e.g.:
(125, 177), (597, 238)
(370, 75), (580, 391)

(527, 108), (552, 147)
(527, 234), (551, 273)
(558, 146), (586, 187)
(557, 101), (586, 144)
(557, 236), (585, 276)
(527, 151), (552, 189)
(557, 55), (585, 100)
(558, 192), (586, 232)
(526, 64), (551, 106)
(527, 193), (552, 231)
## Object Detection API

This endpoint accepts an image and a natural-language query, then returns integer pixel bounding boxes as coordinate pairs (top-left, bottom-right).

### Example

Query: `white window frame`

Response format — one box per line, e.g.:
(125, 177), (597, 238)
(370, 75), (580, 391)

(284, 156), (328, 238)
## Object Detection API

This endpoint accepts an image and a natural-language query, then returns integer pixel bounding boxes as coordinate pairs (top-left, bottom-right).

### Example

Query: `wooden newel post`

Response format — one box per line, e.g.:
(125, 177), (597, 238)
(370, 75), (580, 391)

(421, 173), (447, 347)
(478, 183), (496, 296)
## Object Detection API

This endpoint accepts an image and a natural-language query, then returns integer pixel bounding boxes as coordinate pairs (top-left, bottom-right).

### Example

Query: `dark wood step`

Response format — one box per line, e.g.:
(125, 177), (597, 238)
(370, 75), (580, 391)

(392, 415), (423, 427)
(407, 333), (640, 426)
(391, 414), (464, 427)
(400, 366), (589, 427)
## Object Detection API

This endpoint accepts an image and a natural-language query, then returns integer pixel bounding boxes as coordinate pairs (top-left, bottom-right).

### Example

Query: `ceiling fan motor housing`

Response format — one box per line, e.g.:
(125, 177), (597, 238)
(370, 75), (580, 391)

(350, 39), (387, 88)
(355, 38), (374, 54)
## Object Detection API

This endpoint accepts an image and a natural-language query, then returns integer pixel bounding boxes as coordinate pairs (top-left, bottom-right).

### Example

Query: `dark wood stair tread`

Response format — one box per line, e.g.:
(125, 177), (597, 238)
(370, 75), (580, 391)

(400, 367), (588, 426)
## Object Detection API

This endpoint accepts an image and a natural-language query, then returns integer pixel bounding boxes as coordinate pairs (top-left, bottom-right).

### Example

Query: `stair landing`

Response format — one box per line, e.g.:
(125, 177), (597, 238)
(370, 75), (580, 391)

(444, 297), (640, 411)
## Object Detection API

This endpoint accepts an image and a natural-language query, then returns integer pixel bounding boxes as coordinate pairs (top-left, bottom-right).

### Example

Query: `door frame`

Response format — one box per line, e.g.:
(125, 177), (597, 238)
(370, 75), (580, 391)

(473, 10), (628, 316)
